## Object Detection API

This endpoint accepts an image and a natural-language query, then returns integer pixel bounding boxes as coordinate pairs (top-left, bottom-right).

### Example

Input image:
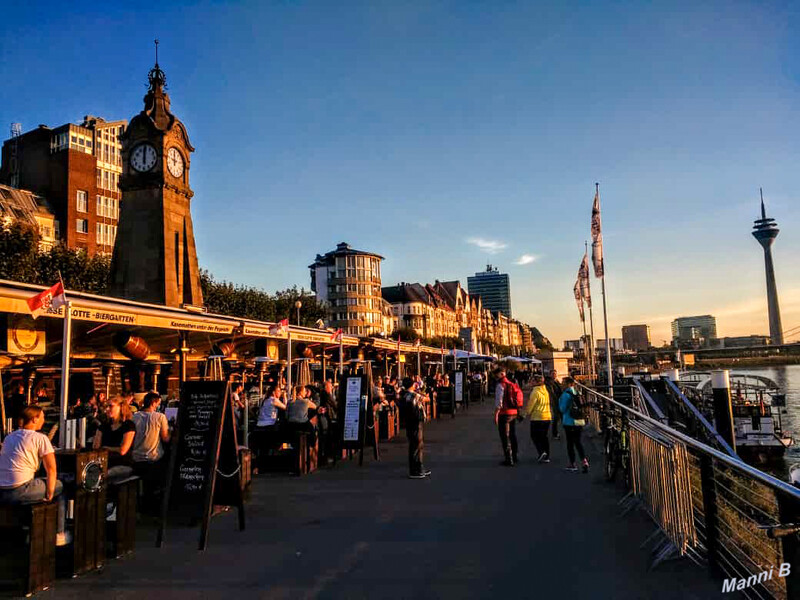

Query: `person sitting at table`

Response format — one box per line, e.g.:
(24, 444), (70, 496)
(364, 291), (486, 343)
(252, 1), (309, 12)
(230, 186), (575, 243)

(131, 392), (170, 509)
(0, 406), (72, 544)
(286, 385), (318, 442)
(93, 396), (136, 483)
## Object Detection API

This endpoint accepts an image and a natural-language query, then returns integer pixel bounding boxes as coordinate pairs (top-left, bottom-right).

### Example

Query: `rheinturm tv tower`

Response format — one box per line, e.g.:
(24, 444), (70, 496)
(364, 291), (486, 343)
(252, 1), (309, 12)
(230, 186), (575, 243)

(752, 189), (784, 345)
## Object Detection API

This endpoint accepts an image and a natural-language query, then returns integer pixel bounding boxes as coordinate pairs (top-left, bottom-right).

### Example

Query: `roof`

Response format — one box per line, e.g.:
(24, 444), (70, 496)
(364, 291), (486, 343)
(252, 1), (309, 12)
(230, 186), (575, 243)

(309, 242), (384, 268)
(0, 184), (53, 223)
(382, 282), (430, 305)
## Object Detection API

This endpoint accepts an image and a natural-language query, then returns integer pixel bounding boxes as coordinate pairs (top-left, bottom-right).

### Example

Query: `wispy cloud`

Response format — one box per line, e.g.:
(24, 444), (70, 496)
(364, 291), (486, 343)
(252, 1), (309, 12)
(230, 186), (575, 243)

(466, 237), (507, 254)
(514, 254), (537, 265)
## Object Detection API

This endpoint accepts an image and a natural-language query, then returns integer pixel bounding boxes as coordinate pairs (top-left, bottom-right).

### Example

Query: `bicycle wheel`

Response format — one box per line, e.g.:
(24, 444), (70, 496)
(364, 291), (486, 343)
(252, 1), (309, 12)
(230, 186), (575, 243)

(604, 433), (618, 482)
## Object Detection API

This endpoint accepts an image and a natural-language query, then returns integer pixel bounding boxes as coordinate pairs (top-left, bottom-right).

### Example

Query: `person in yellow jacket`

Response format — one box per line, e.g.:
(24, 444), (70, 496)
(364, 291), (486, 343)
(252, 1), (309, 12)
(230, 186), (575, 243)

(524, 374), (552, 463)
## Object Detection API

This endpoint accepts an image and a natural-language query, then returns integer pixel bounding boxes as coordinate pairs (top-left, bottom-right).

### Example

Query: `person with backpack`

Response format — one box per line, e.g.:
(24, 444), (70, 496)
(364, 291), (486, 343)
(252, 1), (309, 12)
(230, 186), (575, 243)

(524, 374), (551, 463)
(494, 369), (524, 466)
(558, 378), (589, 473)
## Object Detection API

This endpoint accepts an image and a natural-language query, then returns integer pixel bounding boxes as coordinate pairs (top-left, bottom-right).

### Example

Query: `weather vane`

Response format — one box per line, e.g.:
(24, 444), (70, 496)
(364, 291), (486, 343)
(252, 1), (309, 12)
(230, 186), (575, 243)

(147, 38), (167, 90)
(155, 38), (159, 65)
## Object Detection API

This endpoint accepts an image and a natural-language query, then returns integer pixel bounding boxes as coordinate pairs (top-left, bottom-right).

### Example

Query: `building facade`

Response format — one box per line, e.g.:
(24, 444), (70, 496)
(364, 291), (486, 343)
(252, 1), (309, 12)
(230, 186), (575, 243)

(0, 184), (57, 250)
(467, 264), (511, 318)
(671, 315), (717, 347)
(622, 324), (651, 351)
(0, 116), (126, 255)
(310, 242), (386, 336)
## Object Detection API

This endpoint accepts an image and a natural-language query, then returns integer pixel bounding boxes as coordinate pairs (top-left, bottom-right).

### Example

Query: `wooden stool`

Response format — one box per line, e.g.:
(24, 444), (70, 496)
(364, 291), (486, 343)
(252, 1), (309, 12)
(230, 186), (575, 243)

(107, 476), (138, 559)
(0, 501), (58, 596)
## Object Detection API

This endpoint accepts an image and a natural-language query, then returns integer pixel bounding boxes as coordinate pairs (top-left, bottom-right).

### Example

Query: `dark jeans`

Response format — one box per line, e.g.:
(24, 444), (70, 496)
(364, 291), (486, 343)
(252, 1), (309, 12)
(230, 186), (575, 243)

(551, 401), (560, 436)
(564, 425), (586, 464)
(407, 426), (424, 475)
(530, 420), (550, 457)
(497, 415), (518, 462)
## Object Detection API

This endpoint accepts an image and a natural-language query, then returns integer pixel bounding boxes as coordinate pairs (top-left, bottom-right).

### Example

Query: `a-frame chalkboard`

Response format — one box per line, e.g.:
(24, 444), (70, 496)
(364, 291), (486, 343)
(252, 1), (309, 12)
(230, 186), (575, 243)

(338, 374), (379, 465)
(157, 380), (245, 550)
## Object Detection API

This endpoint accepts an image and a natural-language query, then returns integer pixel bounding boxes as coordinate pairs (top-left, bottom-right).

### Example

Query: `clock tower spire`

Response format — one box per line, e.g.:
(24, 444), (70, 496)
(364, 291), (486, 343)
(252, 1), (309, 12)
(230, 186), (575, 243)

(110, 47), (204, 308)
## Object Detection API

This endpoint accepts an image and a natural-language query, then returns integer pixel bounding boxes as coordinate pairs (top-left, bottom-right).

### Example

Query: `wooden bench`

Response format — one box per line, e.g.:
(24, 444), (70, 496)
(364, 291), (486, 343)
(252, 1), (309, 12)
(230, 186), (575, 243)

(253, 430), (317, 475)
(378, 409), (397, 440)
(0, 501), (58, 596)
(106, 476), (138, 559)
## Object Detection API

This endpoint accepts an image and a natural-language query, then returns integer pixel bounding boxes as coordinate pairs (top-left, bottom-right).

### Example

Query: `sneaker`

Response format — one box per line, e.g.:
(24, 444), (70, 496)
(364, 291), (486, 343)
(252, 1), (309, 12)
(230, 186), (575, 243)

(56, 531), (73, 546)
(422, 470), (432, 477)
(409, 473), (426, 479)
(582, 458), (590, 474)
(565, 464), (579, 473)
(538, 452), (549, 463)
(553, 434), (561, 440)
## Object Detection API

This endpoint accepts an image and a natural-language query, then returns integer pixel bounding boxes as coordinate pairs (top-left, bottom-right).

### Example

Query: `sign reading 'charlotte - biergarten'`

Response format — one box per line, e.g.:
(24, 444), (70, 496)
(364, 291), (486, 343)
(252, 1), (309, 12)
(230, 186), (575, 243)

(343, 377), (363, 442)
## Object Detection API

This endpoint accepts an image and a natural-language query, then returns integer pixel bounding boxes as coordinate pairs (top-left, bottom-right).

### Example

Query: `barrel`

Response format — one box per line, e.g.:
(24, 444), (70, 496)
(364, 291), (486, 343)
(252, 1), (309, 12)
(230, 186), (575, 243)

(113, 332), (150, 361)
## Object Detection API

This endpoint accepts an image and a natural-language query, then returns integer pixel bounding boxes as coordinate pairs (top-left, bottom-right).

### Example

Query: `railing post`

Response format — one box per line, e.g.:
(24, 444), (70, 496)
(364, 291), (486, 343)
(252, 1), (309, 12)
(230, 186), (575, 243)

(710, 370), (736, 454)
(776, 491), (800, 598)
(699, 454), (721, 577)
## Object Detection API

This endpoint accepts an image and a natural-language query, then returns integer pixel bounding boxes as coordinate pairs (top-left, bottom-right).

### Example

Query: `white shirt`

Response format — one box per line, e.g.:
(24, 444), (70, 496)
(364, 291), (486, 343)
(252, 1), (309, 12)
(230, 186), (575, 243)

(0, 429), (54, 489)
(132, 411), (168, 462)
(257, 396), (281, 427)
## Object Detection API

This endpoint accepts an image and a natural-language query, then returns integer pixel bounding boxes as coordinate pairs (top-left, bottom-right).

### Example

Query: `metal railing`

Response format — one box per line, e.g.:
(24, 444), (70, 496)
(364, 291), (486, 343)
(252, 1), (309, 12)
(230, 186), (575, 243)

(579, 382), (800, 600)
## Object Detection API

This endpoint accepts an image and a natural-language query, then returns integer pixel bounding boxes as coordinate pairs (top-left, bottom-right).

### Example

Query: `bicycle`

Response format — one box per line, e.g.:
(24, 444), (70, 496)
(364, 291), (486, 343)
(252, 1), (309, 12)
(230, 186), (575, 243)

(603, 408), (631, 488)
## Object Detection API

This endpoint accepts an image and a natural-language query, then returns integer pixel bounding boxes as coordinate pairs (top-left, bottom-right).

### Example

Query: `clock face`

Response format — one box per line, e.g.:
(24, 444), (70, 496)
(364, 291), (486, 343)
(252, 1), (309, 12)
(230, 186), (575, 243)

(167, 147), (185, 178)
(130, 144), (157, 172)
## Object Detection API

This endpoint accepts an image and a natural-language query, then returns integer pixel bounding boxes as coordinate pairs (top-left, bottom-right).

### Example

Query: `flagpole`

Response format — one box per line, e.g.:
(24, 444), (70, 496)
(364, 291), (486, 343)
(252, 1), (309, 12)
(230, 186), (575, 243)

(286, 331), (292, 402)
(601, 274), (613, 396)
(338, 336), (344, 379)
(59, 300), (72, 447)
(580, 301), (589, 377)
(585, 241), (597, 380)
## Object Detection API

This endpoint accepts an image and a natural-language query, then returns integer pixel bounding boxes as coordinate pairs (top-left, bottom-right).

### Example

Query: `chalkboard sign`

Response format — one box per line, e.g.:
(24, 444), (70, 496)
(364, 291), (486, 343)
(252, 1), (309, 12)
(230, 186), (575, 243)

(454, 370), (464, 405)
(157, 381), (245, 550)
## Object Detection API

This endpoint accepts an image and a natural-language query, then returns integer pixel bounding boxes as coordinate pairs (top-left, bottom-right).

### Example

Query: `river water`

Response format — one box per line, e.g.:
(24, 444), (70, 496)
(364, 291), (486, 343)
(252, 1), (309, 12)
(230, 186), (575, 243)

(728, 364), (800, 478)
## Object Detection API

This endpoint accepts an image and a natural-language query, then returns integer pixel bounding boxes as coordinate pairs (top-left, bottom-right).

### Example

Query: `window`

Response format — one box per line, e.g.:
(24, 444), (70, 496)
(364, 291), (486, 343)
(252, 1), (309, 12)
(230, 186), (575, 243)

(96, 169), (102, 187)
(76, 219), (88, 234)
(76, 190), (88, 212)
(97, 195), (103, 216)
(96, 222), (102, 243)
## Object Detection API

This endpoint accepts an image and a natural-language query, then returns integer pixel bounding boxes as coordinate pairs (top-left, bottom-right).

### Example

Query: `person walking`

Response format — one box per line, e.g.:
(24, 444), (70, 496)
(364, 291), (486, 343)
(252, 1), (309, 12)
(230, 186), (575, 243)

(494, 369), (523, 466)
(558, 378), (589, 473)
(524, 374), (551, 463)
(401, 377), (430, 479)
(544, 370), (563, 440)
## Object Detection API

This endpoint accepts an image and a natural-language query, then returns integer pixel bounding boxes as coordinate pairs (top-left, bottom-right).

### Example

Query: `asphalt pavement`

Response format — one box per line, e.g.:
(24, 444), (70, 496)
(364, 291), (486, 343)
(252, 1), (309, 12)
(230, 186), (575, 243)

(42, 398), (723, 599)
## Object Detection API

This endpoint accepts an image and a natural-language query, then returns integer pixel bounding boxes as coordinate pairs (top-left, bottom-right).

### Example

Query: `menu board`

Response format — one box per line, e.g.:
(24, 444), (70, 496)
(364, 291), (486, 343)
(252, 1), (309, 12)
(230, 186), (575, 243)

(158, 381), (244, 550)
(343, 377), (364, 442)
(454, 370), (464, 404)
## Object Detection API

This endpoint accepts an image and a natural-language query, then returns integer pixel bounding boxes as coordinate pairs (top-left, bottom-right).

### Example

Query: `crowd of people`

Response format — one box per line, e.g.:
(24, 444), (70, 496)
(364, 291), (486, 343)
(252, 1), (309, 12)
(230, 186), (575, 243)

(492, 368), (589, 473)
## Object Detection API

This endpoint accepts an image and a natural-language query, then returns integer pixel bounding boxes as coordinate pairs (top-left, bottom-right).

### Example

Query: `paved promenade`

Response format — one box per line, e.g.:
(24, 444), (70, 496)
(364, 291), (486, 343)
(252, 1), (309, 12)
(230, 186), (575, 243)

(46, 399), (721, 599)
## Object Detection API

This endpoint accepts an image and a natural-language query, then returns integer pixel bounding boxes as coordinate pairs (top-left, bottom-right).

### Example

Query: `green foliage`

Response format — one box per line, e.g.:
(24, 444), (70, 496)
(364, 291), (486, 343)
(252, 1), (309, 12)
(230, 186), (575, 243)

(200, 271), (326, 327)
(0, 220), (40, 284)
(389, 326), (418, 342)
(0, 223), (111, 293)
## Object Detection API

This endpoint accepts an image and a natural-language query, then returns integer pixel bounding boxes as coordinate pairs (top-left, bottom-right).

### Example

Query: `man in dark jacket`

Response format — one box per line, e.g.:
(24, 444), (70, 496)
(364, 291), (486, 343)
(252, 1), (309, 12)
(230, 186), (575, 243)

(544, 370), (563, 440)
(317, 380), (338, 462)
(402, 378), (430, 479)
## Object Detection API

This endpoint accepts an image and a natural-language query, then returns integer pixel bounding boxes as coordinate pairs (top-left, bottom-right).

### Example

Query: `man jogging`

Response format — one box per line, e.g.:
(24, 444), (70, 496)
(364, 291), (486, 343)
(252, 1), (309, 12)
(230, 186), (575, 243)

(494, 369), (523, 466)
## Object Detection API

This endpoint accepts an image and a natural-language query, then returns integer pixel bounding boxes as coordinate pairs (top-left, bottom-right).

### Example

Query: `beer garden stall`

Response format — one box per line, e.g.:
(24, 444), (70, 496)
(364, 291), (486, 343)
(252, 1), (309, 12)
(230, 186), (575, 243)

(0, 279), (461, 440)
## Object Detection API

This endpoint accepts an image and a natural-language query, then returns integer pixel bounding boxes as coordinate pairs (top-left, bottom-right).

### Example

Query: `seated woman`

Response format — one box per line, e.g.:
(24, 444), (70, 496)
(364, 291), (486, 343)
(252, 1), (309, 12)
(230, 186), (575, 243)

(93, 396), (136, 483)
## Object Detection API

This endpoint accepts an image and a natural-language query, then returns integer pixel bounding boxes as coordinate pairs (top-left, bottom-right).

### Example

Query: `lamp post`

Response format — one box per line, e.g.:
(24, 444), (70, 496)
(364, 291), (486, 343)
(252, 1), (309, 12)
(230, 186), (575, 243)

(294, 300), (302, 326)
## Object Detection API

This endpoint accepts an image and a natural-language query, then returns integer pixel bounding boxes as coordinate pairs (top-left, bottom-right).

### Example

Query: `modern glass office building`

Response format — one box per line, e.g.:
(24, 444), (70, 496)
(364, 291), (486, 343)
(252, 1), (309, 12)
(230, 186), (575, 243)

(467, 265), (511, 318)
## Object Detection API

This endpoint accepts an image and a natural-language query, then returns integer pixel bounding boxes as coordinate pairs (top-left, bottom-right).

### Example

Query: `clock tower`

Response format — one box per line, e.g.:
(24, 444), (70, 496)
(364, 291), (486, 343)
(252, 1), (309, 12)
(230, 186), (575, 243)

(110, 55), (204, 308)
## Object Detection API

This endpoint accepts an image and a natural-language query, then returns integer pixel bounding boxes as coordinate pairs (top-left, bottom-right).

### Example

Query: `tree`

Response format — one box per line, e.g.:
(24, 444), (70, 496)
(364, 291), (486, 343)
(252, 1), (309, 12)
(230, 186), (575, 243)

(0, 220), (40, 284)
(389, 326), (419, 342)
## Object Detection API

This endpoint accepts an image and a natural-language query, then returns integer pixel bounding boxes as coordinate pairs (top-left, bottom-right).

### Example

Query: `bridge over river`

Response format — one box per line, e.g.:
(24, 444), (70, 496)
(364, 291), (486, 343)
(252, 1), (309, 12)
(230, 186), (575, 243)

(49, 400), (720, 599)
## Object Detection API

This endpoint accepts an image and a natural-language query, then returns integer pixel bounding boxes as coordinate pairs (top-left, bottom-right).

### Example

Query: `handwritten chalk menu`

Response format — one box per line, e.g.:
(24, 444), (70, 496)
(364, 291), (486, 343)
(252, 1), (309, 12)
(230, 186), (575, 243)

(175, 382), (225, 506)
(158, 381), (245, 551)
(454, 370), (464, 404)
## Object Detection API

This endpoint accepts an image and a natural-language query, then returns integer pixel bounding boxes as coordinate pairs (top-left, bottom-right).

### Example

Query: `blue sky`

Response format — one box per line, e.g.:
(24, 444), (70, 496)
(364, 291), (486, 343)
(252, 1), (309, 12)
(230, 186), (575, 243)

(2, 1), (799, 346)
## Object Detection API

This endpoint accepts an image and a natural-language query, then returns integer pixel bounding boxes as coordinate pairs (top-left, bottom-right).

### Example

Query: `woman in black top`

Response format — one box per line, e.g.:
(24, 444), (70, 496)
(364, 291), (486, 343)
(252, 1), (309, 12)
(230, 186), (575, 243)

(93, 396), (136, 482)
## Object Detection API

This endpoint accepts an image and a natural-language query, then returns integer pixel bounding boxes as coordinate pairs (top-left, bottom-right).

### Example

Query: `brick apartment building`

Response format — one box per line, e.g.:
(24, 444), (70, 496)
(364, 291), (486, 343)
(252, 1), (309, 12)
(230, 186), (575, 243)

(0, 116), (126, 255)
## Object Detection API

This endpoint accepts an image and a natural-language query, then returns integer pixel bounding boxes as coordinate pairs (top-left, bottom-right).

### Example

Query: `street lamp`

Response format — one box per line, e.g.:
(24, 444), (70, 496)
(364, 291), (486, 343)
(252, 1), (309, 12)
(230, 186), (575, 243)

(295, 300), (302, 325)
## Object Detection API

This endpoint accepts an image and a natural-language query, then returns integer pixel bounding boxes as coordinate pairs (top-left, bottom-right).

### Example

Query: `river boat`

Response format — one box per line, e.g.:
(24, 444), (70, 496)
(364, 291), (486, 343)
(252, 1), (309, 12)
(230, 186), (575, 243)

(679, 372), (792, 464)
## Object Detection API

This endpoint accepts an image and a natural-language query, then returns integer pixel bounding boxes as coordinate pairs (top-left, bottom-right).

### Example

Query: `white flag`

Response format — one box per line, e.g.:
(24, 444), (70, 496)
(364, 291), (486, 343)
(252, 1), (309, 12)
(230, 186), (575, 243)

(591, 187), (604, 278)
(573, 280), (585, 322)
(578, 252), (592, 308)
